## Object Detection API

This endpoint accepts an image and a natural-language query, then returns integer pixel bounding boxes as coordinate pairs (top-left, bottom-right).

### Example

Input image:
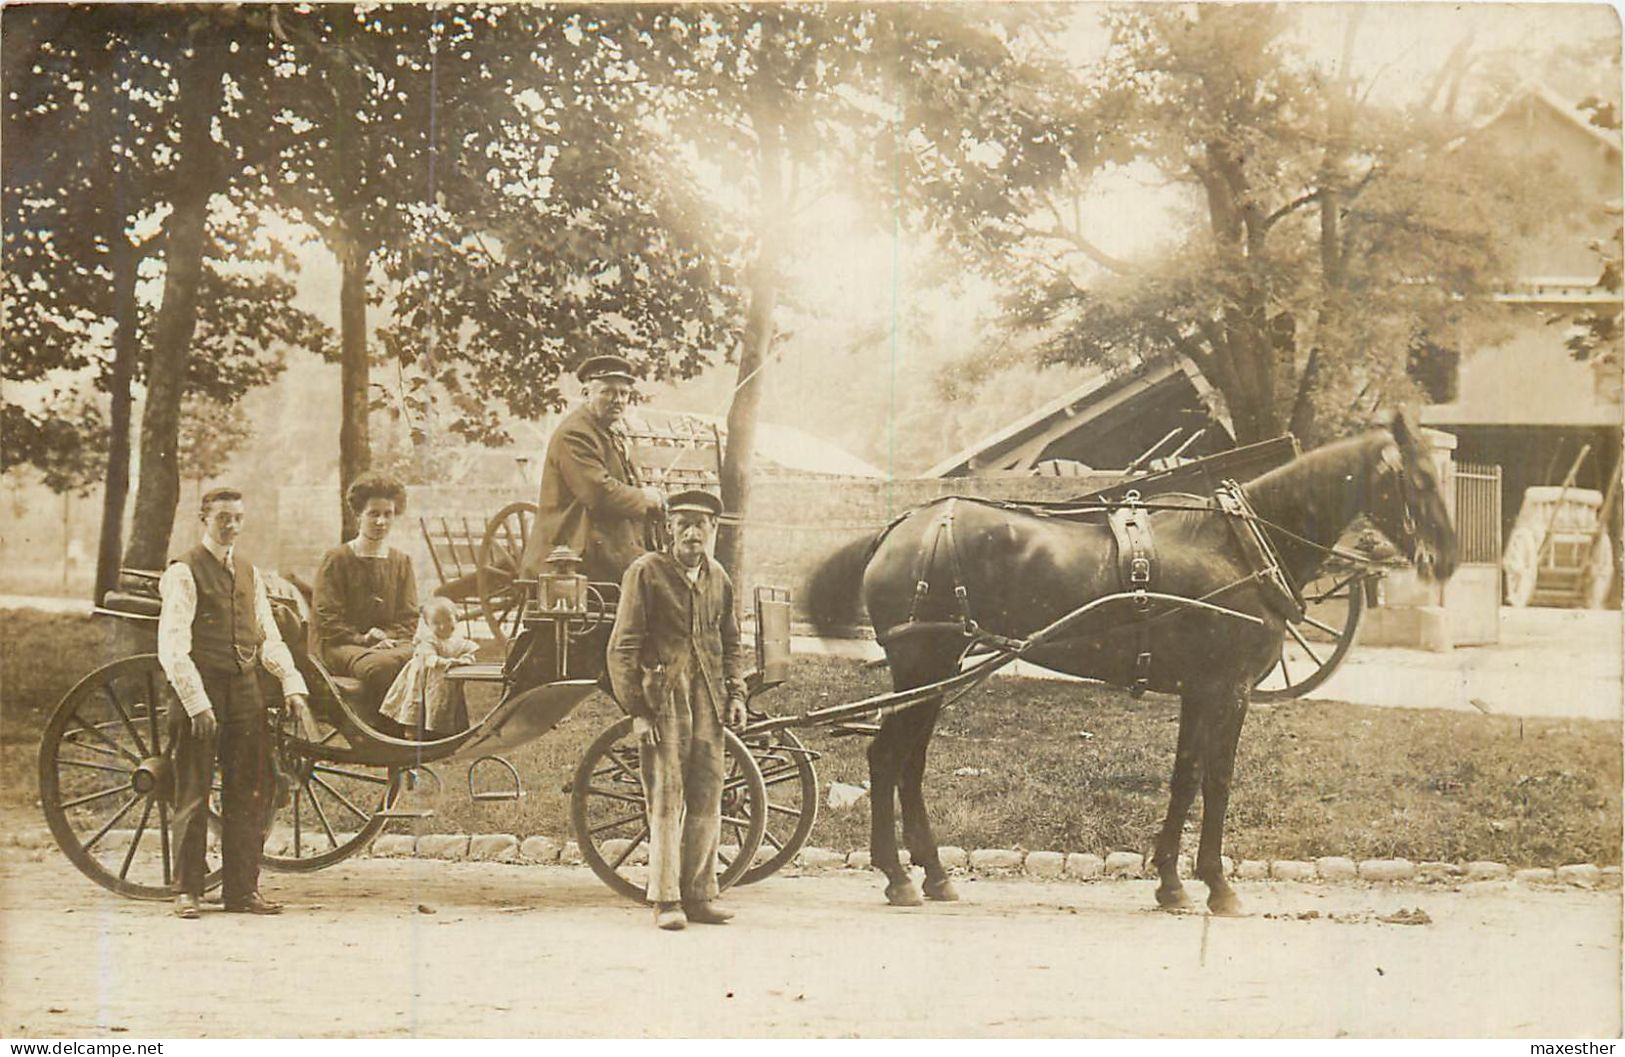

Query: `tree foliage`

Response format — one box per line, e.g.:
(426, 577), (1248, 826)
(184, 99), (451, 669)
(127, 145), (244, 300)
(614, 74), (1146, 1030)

(987, 6), (1570, 446)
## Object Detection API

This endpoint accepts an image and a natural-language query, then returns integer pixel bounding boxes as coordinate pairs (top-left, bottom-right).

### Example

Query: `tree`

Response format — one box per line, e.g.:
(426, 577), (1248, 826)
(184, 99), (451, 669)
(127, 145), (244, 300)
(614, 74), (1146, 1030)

(617, 3), (1050, 578)
(989, 6), (1568, 447)
(3, 8), (329, 584)
(176, 394), (252, 504)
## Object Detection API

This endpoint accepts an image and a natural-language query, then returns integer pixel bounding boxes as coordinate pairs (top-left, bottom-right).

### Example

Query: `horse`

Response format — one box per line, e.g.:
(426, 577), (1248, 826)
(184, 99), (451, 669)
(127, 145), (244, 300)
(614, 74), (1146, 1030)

(804, 412), (1457, 915)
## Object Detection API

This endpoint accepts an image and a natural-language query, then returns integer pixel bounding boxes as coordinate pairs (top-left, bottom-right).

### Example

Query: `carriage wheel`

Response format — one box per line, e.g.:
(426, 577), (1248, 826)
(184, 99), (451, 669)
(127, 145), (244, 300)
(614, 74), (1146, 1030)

(38, 655), (224, 900)
(736, 728), (819, 885)
(1251, 570), (1368, 701)
(260, 707), (406, 872)
(569, 716), (766, 903)
(478, 500), (538, 645)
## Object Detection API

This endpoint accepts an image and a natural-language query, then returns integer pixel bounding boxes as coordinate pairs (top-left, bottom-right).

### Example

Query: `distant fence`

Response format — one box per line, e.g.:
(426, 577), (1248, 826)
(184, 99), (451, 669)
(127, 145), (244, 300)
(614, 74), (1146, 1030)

(1455, 462), (1504, 566)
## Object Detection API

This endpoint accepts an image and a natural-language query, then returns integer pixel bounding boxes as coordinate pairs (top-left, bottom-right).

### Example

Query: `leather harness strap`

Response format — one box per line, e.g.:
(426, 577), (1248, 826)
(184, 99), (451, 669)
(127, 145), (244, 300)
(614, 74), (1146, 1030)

(1213, 481), (1304, 622)
(888, 499), (976, 645)
(1106, 490), (1157, 697)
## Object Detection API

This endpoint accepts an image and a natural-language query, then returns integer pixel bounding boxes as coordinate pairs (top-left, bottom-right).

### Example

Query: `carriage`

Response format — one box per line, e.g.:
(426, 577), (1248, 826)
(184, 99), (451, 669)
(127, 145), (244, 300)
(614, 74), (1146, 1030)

(38, 425), (1403, 905)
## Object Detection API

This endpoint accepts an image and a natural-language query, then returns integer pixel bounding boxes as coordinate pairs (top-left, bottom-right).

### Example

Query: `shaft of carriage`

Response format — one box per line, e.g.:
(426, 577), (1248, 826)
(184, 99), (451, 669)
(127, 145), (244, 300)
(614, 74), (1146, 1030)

(744, 589), (1265, 736)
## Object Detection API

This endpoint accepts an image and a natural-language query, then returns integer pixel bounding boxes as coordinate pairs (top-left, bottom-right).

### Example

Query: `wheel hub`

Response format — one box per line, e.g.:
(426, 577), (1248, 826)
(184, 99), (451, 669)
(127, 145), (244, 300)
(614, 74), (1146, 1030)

(130, 756), (172, 801)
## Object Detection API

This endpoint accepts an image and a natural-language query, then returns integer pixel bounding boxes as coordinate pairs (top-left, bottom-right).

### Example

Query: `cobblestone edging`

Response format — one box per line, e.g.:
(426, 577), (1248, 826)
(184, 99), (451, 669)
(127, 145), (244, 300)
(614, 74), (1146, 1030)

(5, 828), (1617, 889)
(350, 832), (1624, 889)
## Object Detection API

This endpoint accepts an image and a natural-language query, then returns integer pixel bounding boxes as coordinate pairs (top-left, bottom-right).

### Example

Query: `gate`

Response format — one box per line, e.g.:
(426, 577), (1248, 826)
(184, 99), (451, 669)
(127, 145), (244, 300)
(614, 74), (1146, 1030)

(1448, 461), (1503, 643)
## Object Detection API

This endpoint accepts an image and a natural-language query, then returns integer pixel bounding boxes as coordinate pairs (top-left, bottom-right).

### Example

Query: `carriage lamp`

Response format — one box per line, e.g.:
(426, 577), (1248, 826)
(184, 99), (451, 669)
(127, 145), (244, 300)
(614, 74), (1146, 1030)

(538, 546), (589, 614)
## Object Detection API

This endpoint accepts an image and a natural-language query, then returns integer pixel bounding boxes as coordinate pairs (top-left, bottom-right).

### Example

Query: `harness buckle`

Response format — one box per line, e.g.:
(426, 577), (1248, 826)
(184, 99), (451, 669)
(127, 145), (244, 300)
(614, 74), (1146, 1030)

(1130, 557), (1151, 584)
(914, 580), (930, 598)
(1131, 650), (1153, 698)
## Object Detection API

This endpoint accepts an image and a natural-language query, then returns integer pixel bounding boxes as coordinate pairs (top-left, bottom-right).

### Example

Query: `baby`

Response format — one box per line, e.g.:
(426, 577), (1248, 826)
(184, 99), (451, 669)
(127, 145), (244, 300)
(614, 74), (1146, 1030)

(379, 597), (479, 739)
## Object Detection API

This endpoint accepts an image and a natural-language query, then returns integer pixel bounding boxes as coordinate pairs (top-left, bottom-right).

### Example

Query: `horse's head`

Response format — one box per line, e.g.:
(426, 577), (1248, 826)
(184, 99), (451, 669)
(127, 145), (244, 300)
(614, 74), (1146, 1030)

(1365, 411), (1458, 583)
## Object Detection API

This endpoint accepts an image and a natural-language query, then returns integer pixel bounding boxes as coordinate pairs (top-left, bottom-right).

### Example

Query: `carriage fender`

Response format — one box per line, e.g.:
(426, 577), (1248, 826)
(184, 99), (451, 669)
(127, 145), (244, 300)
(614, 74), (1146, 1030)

(448, 679), (601, 759)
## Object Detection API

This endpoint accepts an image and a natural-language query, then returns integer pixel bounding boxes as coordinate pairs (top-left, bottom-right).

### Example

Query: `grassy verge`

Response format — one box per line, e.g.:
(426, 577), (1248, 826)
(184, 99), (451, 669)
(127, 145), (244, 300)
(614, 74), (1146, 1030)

(4, 610), (1619, 867)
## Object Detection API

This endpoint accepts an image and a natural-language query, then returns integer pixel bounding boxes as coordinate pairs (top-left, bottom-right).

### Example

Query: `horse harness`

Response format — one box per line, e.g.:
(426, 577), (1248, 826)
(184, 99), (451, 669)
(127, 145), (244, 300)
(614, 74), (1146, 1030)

(877, 485), (1304, 697)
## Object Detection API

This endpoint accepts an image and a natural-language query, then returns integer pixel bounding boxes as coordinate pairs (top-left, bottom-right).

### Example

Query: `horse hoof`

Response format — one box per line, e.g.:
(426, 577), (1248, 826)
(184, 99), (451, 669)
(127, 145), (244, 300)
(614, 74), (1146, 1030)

(923, 877), (959, 902)
(885, 880), (923, 907)
(1155, 885), (1193, 910)
(1208, 889), (1245, 917)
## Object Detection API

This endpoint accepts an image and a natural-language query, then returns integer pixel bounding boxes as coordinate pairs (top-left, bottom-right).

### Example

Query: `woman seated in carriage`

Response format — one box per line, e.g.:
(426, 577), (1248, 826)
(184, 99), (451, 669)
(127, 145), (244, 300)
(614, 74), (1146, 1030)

(312, 473), (420, 736)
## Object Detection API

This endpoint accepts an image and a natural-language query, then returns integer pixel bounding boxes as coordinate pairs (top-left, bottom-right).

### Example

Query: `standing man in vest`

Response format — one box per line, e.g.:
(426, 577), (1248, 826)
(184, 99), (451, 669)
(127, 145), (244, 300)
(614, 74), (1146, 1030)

(157, 487), (317, 919)
(524, 354), (667, 585)
(607, 489), (748, 930)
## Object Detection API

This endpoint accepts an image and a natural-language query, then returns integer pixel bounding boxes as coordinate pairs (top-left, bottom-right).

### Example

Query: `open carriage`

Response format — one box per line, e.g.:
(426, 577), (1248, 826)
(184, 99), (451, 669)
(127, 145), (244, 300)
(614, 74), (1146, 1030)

(39, 422), (1395, 904)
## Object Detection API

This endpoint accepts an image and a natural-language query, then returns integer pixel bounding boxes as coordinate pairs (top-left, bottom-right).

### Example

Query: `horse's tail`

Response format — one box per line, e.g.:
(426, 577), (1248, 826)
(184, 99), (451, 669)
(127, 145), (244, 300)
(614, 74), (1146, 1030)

(804, 533), (879, 638)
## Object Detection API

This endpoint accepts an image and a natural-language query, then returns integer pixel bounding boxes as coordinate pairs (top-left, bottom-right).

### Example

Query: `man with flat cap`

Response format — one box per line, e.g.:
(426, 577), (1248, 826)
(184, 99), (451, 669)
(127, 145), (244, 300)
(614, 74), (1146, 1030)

(523, 354), (666, 586)
(607, 488), (748, 931)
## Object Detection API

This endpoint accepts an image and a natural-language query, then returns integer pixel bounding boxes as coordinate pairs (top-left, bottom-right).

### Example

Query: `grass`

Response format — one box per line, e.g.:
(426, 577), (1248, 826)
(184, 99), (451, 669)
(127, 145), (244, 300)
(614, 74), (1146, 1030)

(4, 610), (1620, 867)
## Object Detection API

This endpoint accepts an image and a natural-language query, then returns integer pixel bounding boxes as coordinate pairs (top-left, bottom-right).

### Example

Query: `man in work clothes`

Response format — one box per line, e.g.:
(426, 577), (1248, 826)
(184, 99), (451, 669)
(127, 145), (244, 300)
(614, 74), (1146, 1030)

(524, 354), (666, 585)
(607, 489), (748, 930)
(157, 487), (318, 919)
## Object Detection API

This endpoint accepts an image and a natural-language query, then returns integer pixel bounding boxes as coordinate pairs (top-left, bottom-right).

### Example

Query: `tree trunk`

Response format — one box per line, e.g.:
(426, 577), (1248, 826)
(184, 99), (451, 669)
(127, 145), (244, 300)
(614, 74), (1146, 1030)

(94, 238), (141, 601)
(336, 222), (372, 543)
(717, 103), (785, 583)
(125, 37), (226, 571)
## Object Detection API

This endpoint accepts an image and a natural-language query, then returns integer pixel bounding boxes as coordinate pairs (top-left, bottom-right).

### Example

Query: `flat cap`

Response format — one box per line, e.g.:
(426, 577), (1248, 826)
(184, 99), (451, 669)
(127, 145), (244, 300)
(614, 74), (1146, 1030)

(665, 488), (723, 517)
(576, 354), (635, 384)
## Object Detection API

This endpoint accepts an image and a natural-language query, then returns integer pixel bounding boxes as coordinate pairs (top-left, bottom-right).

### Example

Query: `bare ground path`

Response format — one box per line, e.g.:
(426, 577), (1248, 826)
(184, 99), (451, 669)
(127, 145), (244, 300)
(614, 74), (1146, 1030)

(1, 853), (1618, 1038)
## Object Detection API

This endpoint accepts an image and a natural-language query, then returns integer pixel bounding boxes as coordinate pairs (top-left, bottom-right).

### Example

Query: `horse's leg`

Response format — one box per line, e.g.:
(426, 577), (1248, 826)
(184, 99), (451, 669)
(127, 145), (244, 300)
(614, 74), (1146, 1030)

(1150, 694), (1203, 910)
(1195, 679), (1250, 916)
(895, 700), (955, 901)
(867, 712), (918, 907)
(869, 642), (956, 907)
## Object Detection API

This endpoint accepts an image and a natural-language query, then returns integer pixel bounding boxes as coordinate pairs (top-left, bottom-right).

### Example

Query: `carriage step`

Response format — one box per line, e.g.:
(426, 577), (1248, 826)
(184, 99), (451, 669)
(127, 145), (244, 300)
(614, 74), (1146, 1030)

(471, 791), (523, 802)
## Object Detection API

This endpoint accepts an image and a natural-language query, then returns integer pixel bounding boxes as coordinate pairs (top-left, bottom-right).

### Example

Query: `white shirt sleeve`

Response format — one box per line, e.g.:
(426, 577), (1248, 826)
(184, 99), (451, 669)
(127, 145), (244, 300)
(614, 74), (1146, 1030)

(254, 569), (309, 698)
(157, 563), (214, 718)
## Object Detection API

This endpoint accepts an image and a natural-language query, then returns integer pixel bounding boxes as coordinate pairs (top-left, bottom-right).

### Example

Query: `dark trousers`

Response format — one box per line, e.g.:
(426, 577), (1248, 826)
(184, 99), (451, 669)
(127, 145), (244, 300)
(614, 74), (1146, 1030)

(171, 669), (271, 902)
(325, 643), (413, 722)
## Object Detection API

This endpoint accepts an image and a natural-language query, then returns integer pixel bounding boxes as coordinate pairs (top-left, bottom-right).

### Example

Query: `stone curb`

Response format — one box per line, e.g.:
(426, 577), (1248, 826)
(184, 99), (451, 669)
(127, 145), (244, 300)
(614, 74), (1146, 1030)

(7, 824), (1616, 889)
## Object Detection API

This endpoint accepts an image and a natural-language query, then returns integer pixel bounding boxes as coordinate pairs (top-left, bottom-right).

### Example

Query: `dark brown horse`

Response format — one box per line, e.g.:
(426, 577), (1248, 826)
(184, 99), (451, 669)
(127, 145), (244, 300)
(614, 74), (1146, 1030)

(806, 413), (1457, 915)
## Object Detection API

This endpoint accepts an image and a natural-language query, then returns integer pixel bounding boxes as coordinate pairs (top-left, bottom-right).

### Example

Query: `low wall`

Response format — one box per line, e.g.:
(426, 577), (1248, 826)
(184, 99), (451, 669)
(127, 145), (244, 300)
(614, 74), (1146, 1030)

(275, 472), (1121, 621)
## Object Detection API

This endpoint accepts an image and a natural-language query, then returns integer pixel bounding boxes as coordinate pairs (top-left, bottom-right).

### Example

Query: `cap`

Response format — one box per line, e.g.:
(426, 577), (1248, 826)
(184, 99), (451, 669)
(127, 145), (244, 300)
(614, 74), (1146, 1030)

(576, 355), (636, 384)
(665, 488), (723, 517)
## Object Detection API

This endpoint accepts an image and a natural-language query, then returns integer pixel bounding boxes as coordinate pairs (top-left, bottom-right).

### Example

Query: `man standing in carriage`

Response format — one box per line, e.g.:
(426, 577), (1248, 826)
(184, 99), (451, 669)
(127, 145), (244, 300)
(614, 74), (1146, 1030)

(156, 488), (318, 919)
(607, 489), (749, 931)
(523, 354), (668, 585)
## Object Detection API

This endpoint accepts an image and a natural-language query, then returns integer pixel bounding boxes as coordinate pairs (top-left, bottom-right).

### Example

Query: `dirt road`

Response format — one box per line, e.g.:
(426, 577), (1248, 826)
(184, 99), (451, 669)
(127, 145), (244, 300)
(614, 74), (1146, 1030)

(2, 853), (1618, 1038)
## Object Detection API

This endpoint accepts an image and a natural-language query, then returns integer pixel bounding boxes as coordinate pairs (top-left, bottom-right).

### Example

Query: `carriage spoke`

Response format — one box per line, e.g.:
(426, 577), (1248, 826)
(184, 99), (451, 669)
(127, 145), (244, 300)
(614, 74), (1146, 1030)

(1285, 622), (1325, 666)
(309, 771), (372, 825)
(146, 670), (164, 751)
(583, 785), (644, 807)
(292, 785), (303, 858)
(117, 798), (155, 880)
(603, 749), (641, 785)
(158, 799), (173, 887)
(57, 758), (132, 776)
(1301, 614), (1344, 638)
(1275, 650), (1292, 685)
(761, 829), (784, 850)
(61, 784), (130, 810)
(83, 795), (142, 852)
(60, 737), (125, 761)
(67, 712), (141, 765)
(608, 827), (648, 871)
(589, 810), (645, 837)
(305, 784), (341, 849)
(101, 685), (150, 758)
(720, 814), (752, 828)
(765, 802), (803, 819)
